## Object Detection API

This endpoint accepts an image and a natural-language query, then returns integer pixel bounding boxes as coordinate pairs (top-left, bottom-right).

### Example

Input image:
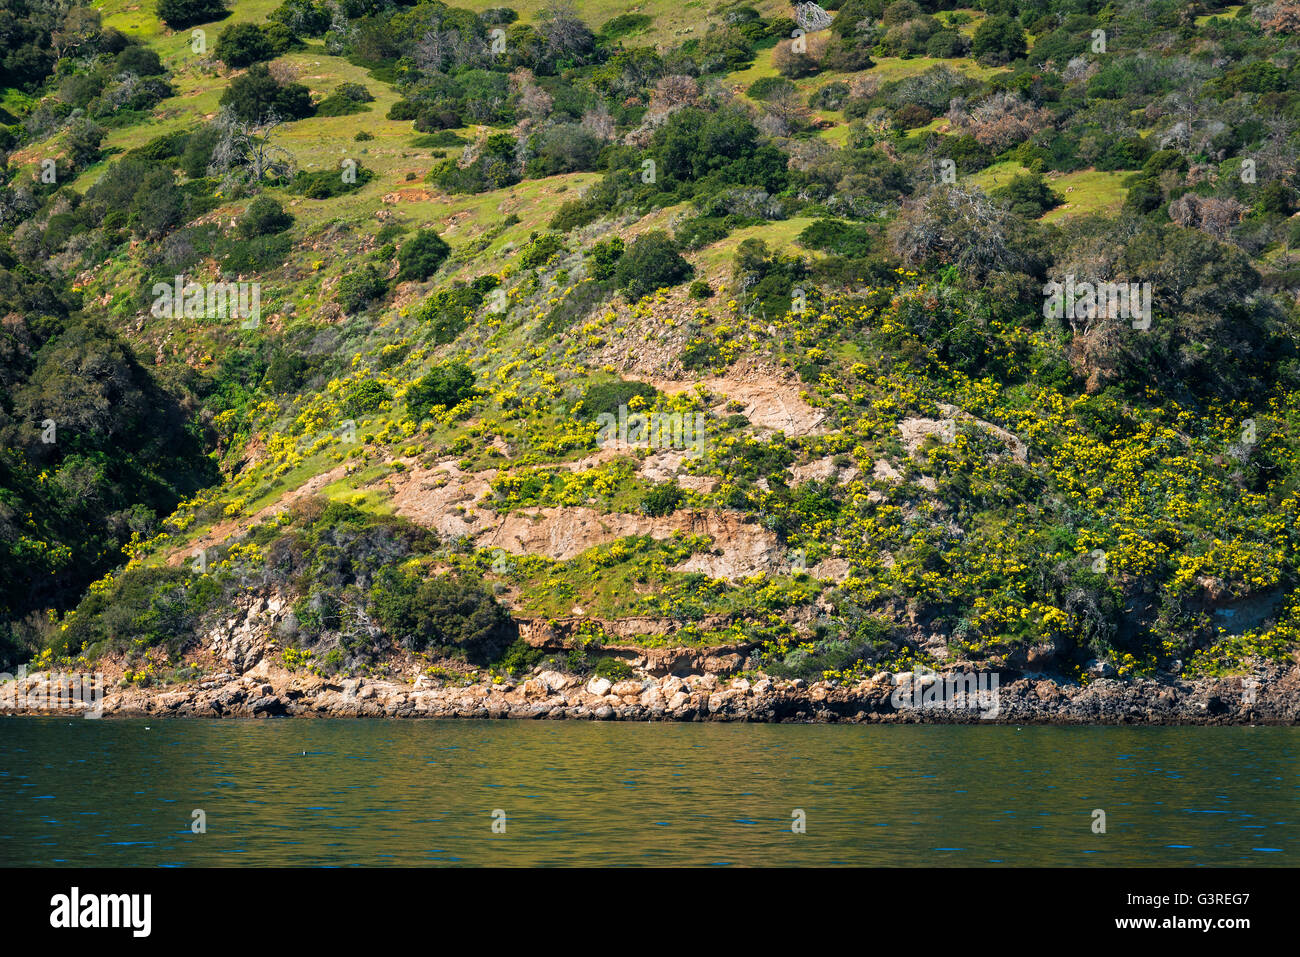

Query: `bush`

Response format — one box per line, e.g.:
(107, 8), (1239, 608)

(237, 195), (293, 238)
(342, 379), (390, 417)
(592, 657), (633, 680)
(971, 14), (1026, 65)
(991, 172), (1061, 219)
(292, 164), (373, 198)
(615, 231), (693, 301)
(580, 379), (658, 417)
(689, 279), (713, 299)
(370, 568), (512, 660)
(156, 0), (228, 29)
(215, 22), (275, 67)
(335, 265), (389, 313)
(518, 233), (564, 269)
(219, 63), (314, 123)
(641, 481), (684, 517)
(397, 228), (451, 281)
(407, 361), (476, 419)
(316, 82), (374, 116)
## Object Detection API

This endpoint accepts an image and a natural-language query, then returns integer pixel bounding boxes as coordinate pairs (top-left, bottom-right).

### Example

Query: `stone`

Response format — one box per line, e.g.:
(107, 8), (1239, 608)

(586, 677), (612, 696)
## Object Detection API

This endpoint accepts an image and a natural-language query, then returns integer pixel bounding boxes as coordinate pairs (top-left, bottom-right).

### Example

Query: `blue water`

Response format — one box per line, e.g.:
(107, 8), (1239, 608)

(0, 719), (1294, 866)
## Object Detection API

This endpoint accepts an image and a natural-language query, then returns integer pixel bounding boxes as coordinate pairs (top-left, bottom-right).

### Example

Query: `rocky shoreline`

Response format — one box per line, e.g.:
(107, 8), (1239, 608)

(4, 660), (1299, 724)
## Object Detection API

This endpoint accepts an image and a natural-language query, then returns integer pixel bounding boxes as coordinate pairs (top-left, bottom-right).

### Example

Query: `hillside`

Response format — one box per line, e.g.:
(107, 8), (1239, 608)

(2, 0), (1300, 705)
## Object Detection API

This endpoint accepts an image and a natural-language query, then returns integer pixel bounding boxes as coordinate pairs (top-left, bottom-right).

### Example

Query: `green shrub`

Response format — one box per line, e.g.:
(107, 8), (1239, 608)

(397, 228), (451, 281)
(580, 379), (658, 417)
(214, 22), (275, 67)
(237, 195), (293, 239)
(593, 657), (633, 680)
(342, 379), (390, 417)
(641, 481), (684, 517)
(335, 265), (389, 313)
(615, 231), (693, 300)
(370, 567), (513, 660)
(156, 0), (228, 29)
(519, 233), (564, 269)
(407, 361), (476, 419)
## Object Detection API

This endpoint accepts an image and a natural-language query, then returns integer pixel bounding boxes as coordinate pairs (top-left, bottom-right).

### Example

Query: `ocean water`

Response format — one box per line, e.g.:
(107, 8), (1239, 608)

(0, 719), (1294, 866)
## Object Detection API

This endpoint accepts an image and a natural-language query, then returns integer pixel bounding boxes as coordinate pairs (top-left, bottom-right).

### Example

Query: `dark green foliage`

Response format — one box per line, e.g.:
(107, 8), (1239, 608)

(971, 14), (1026, 65)
(156, 0), (228, 29)
(518, 233), (564, 269)
(615, 231), (693, 300)
(215, 22), (276, 67)
(397, 228), (451, 281)
(592, 657), (633, 680)
(585, 237), (623, 280)
(370, 567), (513, 660)
(991, 172), (1062, 219)
(580, 380), (658, 417)
(219, 63), (314, 123)
(236, 196), (293, 239)
(292, 164), (374, 198)
(316, 82), (374, 116)
(335, 265), (389, 313)
(406, 361), (477, 419)
(342, 379), (390, 417)
(641, 481), (684, 517)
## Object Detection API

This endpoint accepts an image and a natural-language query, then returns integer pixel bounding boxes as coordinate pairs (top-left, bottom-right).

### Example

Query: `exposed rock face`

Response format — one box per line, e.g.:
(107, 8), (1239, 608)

(7, 661), (1297, 725)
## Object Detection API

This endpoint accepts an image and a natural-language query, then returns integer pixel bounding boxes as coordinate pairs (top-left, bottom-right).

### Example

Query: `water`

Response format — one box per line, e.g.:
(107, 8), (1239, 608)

(0, 719), (1294, 866)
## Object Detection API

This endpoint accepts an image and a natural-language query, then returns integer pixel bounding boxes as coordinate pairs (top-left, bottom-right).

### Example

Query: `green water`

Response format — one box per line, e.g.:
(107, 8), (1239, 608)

(0, 719), (1294, 866)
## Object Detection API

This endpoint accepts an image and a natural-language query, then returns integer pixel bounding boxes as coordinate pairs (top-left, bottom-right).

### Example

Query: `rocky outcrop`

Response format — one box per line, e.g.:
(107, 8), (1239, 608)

(6, 661), (1296, 724)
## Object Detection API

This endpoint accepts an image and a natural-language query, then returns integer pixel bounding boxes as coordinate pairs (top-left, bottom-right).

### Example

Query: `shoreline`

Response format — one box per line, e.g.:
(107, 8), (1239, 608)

(4, 663), (1298, 725)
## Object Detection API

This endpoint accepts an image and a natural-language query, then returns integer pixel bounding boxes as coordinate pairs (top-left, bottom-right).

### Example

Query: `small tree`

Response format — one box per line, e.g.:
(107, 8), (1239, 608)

(406, 361), (476, 419)
(156, 0), (228, 29)
(971, 14), (1026, 65)
(215, 23), (276, 68)
(237, 195), (293, 238)
(615, 231), (693, 301)
(396, 229), (451, 281)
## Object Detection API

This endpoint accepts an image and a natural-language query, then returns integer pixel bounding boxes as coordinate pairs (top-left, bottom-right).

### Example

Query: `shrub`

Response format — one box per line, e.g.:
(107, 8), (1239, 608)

(335, 265), (389, 313)
(237, 195), (293, 238)
(615, 231), (693, 300)
(215, 22), (276, 67)
(219, 63), (314, 123)
(156, 0), (228, 29)
(580, 379), (658, 417)
(689, 279), (713, 299)
(592, 657), (634, 680)
(342, 379), (390, 417)
(971, 14), (1026, 65)
(370, 568), (512, 660)
(518, 232), (565, 269)
(397, 228), (451, 281)
(292, 164), (373, 198)
(407, 361), (476, 419)
(641, 481), (684, 517)
(586, 237), (623, 280)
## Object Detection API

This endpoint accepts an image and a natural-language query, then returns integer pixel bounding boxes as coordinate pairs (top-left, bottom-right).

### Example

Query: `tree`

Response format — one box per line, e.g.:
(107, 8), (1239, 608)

(207, 109), (295, 184)
(237, 195), (293, 238)
(397, 229), (451, 281)
(215, 22), (276, 68)
(156, 0), (228, 29)
(970, 14), (1025, 65)
(615, 231), (693, 300)
(219, 63), (313, 123)
(407, 361), (477, 419)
